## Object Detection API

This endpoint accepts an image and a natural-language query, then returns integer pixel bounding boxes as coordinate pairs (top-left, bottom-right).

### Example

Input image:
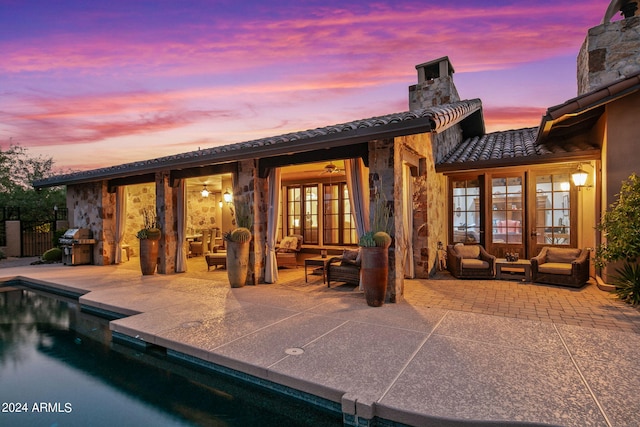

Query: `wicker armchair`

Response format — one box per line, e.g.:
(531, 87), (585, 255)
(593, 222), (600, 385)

(447, 244), (496, 279)
(326, 248), (361, 287)
(531, 247), (590, 288)
(276, 234), (303, 269)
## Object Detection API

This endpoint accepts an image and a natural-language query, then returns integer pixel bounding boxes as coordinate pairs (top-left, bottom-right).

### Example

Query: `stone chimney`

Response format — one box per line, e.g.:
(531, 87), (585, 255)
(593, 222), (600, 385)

(409, 56), (460, 110)
(577, 0), (640, 95)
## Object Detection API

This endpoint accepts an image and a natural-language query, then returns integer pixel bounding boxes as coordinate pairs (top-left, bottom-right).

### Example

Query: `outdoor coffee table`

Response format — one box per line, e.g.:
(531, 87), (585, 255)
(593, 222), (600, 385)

(496, 258), (531, 282)
(304, 256), (329, 283)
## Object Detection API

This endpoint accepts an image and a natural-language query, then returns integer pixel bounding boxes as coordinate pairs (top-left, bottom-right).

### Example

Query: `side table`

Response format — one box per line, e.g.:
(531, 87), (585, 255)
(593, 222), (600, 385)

(496, 258), (531, 282)
(304, 256), (328, 283)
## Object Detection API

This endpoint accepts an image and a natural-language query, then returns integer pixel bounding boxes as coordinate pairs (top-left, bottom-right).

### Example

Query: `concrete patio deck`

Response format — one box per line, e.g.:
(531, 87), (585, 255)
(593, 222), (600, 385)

(2, 256), (640, 426)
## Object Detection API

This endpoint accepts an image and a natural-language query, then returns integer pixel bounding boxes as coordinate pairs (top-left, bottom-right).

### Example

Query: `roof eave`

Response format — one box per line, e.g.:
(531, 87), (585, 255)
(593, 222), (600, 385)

(537, 72), (640, 142)
(33, 115), (436, 189)
(436, 149), (601, 174)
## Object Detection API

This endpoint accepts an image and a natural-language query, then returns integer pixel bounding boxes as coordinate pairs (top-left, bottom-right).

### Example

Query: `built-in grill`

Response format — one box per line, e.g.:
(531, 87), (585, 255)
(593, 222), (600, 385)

(59, 228), (97, 265)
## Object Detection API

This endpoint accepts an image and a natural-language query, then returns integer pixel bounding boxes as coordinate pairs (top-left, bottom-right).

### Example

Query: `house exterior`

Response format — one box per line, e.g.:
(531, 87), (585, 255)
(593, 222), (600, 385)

(34, 1), (640, 301)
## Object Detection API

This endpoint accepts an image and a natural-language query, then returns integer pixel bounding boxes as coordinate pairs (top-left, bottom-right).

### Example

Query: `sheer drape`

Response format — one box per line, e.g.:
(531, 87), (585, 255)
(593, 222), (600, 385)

(114, 186), (127, 264)
(402, 164), (415, 278)
(345, 158), (370, 236)
(176, 179), (188, 273)
(265, 168), (281, 283)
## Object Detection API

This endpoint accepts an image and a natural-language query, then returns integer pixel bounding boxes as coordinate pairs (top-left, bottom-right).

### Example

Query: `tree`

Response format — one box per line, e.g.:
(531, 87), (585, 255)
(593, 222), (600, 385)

(0, 143), (66, 221)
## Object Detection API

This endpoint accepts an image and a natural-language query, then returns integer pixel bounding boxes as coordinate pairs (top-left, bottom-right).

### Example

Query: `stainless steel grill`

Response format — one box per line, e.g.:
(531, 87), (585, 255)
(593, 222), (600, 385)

(59, 228), (97, 265)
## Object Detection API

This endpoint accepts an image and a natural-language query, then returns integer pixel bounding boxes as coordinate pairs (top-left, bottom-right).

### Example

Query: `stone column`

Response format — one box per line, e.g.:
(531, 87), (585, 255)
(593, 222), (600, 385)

(156, 171), (177, 274)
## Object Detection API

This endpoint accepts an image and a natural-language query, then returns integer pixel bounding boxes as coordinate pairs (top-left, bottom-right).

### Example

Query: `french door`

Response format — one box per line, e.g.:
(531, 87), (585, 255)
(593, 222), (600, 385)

(489, 173), (525, 258)
(527, 171), (576, 257)
(451, 168), (577, 259)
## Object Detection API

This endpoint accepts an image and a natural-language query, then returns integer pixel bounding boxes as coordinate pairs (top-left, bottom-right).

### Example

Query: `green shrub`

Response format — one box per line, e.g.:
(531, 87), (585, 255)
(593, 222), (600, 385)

(0, 249), (6, 260)
(611, 262), (640, 305)
(42, 247), (62, 262)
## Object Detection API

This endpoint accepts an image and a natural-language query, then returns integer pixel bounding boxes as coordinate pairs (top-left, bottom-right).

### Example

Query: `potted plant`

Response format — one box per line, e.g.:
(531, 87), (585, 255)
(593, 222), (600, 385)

(136, 208), (161, 275)
(595, 173), (640, 304)
(224, 198), (253, 288)
(359, 193), (392, 307)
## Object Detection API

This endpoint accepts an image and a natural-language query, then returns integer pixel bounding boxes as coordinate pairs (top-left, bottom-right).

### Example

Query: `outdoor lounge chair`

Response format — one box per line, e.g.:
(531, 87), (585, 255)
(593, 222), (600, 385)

(447, 244), (496, 279)
(276, 234), (303, 269)
(530, 247), (590, 288)
(326, 248), (361, 287)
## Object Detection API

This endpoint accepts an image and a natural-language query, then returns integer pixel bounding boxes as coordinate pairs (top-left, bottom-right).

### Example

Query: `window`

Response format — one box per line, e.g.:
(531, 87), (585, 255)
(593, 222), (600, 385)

(452, 178), (481, 243)
(285, 185), (318, 244)
(323, 183), (357, 245)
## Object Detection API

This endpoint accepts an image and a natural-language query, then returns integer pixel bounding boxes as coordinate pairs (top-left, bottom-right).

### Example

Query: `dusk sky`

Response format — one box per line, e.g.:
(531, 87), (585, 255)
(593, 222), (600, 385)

(0, 0), (615, 172)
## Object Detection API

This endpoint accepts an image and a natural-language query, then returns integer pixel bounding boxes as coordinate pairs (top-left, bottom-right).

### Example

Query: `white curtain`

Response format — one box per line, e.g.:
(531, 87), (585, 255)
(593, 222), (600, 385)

(345, 157), (370, 236)
(176, 179), (188, 273)
(114, 186), (127, 264)
(402, 163), (415, 278)
(265, 168), (281, 283)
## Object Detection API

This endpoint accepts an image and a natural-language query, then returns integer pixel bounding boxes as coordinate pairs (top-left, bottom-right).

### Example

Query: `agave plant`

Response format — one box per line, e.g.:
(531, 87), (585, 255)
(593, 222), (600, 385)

(611, 262), (640, 305)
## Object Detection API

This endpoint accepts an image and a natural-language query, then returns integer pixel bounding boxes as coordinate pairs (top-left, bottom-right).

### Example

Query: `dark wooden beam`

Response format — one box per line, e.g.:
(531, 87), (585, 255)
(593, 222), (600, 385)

(257, 143), (369, 178)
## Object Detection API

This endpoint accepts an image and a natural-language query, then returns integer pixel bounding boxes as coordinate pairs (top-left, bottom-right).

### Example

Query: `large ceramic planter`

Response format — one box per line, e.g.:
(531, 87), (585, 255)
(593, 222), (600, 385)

(226, 240), (250, 288)
(139, 238), (159, 275)
(360, 246), (389, 307)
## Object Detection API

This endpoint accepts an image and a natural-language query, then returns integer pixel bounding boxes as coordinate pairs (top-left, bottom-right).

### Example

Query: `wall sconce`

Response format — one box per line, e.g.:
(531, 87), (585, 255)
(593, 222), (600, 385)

(201, 185), (210, 198)
(218, 198), (223, 208)
(223, 189), (232, 204)
(571, 163), (593, 190)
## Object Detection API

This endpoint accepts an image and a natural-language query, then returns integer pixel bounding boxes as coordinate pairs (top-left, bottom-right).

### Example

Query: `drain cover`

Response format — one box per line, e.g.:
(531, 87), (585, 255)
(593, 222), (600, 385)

(285, 347), (304, 355)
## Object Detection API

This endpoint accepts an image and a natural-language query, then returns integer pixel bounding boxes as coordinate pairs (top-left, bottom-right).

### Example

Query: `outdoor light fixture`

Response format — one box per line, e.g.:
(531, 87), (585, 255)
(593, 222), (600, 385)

(571, 163), (592, 189)
(223, 190), (232, 204)
(201, 185), (210, 198)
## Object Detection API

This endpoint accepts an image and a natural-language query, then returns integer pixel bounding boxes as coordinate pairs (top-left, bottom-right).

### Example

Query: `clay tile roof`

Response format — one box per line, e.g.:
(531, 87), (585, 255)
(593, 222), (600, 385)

(436, 127), (600, 172)
(34, 99), (482, 188)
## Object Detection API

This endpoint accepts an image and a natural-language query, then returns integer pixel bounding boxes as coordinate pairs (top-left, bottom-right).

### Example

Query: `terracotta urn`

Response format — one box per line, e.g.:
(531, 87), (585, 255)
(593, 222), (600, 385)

(139, 238), (159, 275)
(360, 245), (389, 307)
(226, 240), (250, 288)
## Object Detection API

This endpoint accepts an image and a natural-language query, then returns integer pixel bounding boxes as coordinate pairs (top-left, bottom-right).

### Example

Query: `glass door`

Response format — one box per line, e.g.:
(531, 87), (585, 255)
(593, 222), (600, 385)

(489, 174), (525, 258)
(451, 177), (483, 245)
(529, 172), (575, 257)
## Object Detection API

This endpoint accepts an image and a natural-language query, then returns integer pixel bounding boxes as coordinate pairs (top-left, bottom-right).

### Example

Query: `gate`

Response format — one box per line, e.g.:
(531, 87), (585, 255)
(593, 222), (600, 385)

(21, 220), (56, 257)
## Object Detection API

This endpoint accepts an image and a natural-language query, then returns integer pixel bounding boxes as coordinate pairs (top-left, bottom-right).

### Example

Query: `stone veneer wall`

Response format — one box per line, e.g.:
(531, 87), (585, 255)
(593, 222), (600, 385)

(124, 182), (156, 258)
(67, 182), (114, 265)
(395, 128), (454, 281)
(234, 159), (261, 286)
(368, 138), (398, 301)
(577, 15), (640, 95)
(409, 76), (461, 109)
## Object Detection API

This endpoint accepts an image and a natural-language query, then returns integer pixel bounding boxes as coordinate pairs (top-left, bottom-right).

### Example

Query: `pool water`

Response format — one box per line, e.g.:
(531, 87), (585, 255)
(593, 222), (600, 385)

(0, 286), (341, 426)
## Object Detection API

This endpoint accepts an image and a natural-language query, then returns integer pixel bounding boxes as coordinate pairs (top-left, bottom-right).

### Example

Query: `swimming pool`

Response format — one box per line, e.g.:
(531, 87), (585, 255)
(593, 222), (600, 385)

(0, 285), (342, 426)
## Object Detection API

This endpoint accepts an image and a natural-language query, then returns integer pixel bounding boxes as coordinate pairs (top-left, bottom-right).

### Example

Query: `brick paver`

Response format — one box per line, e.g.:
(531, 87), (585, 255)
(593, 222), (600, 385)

(403, 272), (640, 334)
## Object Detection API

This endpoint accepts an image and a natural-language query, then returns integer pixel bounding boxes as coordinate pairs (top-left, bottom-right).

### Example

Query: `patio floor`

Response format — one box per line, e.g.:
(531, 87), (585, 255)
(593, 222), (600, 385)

(2, 255), (640, 426)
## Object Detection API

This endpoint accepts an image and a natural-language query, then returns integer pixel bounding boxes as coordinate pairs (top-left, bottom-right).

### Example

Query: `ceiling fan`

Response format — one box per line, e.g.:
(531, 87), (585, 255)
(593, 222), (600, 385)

(321, 162), (342, 175)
